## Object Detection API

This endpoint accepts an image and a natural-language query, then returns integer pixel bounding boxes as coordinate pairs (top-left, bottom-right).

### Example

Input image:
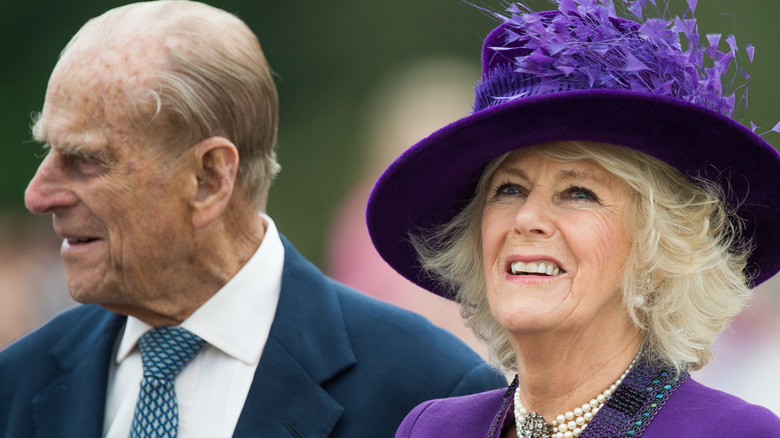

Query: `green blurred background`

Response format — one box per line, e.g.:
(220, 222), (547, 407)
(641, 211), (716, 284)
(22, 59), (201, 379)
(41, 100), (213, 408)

(2, 0), (778, 267)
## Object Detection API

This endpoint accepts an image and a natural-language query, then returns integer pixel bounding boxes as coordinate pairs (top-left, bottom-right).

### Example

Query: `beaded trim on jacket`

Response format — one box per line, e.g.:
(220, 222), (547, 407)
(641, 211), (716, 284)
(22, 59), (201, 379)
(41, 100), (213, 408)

(489, 356), (689, 437)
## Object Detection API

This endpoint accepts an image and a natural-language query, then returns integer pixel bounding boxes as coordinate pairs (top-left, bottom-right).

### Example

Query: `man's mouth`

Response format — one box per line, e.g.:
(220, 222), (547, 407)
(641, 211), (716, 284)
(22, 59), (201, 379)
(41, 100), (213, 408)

(509, 260), (563, 276)
(65, 237), (99, 245)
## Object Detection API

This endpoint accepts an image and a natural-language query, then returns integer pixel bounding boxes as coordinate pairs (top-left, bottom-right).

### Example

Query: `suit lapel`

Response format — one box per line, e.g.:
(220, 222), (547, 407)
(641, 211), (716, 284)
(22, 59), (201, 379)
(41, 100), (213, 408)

(32, 307), (125, 438)
(234, 236), (356, 437)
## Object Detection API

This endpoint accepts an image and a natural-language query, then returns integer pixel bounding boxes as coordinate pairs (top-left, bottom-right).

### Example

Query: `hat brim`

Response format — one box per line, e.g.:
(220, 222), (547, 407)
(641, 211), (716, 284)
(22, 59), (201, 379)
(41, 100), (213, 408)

(366, 89), (780, 299)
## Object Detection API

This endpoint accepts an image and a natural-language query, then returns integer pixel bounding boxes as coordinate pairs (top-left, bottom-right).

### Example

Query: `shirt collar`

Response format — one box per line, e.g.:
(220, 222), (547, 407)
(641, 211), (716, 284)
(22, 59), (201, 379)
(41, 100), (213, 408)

(115, 213), (284, 365)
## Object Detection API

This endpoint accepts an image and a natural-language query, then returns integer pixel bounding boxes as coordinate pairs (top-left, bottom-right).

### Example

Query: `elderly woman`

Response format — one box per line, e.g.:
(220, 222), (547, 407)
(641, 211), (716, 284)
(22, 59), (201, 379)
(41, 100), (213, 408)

(366, 1), (780, 437)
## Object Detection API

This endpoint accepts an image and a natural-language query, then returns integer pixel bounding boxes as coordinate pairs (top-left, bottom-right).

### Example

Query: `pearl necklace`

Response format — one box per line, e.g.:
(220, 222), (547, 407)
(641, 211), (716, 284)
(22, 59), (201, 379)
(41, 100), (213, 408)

(513, 357), (637, 438)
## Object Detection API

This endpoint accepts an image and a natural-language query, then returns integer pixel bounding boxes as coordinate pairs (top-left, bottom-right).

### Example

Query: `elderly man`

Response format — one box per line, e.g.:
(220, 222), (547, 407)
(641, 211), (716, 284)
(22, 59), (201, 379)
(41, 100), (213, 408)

(0, 2), (504, 437)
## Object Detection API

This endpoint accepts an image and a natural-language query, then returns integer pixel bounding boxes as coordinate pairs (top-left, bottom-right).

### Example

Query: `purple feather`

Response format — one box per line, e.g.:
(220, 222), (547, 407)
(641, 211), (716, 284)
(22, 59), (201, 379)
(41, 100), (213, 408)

(559, 0), (579, 14)
(726, 35), (737, 53)
(627, 1), (645, 19)
(706, 33), (721, 46)
(480, 0), (757, 118)
(746, 44), (755, 63)
(705, 33), (721, 57)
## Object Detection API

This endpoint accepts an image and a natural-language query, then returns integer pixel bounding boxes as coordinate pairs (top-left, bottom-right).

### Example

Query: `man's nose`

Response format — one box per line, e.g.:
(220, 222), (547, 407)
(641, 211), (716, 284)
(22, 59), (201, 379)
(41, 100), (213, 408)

(24, 152), (78, 214)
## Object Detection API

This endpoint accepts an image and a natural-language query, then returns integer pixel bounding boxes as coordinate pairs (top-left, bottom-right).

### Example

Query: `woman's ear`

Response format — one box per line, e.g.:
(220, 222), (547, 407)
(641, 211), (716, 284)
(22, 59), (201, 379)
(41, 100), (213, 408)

(190, 136), (239, 229)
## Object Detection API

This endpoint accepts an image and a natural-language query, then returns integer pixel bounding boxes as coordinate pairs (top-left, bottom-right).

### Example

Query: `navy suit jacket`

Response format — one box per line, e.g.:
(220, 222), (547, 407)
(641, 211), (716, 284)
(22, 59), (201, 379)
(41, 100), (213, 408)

(0, 236), (505, 437)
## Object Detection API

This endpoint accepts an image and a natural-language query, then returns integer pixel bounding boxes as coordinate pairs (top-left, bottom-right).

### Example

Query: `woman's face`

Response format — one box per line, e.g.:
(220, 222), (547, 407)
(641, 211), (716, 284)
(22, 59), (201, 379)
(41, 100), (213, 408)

(481, 147), (633, 340)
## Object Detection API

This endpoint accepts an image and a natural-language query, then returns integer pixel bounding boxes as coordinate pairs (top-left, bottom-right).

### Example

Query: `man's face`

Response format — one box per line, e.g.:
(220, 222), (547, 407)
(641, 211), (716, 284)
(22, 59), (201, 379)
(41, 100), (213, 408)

(24, 46), (197, 320)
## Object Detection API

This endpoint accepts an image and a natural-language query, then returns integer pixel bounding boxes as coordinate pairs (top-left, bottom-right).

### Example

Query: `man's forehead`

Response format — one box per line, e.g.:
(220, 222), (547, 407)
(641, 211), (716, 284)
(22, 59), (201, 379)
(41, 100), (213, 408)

(57, 38), (161, 84)
(38, 43), (161, 138)
(37, 75), (115, 141)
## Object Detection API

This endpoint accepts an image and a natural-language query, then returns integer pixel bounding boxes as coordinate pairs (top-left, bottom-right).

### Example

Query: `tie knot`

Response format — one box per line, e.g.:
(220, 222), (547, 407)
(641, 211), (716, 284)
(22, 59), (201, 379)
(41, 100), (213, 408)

(138, 327), (205, 380)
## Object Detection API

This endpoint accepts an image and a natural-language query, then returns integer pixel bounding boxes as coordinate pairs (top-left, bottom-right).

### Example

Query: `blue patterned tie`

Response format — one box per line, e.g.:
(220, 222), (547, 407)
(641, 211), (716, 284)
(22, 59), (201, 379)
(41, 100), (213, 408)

(129, 327), (206, 438)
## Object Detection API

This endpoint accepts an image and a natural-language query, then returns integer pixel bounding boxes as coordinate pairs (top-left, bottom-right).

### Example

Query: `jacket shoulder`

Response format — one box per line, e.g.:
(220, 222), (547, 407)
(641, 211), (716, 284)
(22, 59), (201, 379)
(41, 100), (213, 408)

(264, 236), (506, 437)
(334, 282), (505, 391)
(0, 304), (121, 435)
(644, 376), (780, 437)
(396, 388), (508, 437)
(280, 234), (505, 394)
(0, 304), (112, 365)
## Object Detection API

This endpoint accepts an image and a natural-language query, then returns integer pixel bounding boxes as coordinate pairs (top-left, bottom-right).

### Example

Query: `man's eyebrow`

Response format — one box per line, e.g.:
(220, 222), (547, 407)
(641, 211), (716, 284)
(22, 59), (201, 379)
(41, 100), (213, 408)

(30, 113), (45, 143)
(49, 141), (118, 164)
(57, 143), (90, 156)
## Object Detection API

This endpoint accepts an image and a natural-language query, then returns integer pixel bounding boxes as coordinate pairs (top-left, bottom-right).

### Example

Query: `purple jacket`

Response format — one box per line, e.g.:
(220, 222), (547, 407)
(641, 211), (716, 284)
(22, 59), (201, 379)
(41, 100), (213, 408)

(397, 360), (780, 437)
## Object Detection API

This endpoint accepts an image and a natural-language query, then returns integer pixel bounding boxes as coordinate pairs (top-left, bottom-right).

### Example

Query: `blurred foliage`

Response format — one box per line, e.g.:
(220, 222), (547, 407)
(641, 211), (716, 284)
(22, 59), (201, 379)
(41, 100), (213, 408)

(1, 0), (777, 267)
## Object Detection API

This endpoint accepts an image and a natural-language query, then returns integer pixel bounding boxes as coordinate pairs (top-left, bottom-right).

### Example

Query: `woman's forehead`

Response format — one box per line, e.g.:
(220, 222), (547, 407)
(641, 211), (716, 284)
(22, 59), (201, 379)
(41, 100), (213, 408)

(494, 148), (613, 181)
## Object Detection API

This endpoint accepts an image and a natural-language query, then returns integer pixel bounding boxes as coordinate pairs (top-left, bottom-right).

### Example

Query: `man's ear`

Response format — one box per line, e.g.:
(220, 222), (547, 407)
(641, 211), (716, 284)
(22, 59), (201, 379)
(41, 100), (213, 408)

(190, 136), (239, 229)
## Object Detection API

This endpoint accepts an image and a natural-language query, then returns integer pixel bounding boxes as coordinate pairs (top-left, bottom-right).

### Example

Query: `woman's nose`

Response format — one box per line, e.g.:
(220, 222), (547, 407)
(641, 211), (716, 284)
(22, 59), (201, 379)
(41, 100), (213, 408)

(24, 152), (78, 214)
(513, 192), (554, 237)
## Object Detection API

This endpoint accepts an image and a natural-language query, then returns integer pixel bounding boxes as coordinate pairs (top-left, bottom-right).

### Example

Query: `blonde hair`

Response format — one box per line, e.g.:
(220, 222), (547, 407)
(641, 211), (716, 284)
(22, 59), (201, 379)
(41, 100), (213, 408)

(59, 1), (280, 210)
(412, 141), (752, 374)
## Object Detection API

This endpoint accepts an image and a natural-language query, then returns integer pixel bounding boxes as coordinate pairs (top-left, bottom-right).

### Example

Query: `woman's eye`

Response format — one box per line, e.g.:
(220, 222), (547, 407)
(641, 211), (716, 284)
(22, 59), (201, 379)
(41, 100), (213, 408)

(563, 186), (598, 202)
(494, 183), (524, 196)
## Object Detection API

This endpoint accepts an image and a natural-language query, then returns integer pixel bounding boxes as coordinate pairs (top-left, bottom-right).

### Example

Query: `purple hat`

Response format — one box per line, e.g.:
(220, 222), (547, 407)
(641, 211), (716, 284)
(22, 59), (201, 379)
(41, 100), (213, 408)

(366, 0), (780, 299)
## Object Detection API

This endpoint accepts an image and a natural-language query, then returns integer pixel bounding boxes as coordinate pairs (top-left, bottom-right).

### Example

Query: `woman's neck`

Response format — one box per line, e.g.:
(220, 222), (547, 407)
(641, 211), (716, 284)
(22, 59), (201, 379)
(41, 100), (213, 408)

(511, 324), (644, 422)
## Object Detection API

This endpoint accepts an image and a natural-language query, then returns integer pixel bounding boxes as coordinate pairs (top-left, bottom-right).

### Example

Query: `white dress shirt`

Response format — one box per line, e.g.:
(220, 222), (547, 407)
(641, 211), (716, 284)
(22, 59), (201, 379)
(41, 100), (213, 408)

(103, 213), (284, 437)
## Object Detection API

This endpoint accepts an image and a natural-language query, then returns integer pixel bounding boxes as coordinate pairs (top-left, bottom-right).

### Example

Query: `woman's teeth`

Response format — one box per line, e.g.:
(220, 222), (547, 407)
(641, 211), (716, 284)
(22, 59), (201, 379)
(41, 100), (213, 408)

(510, 261), (562, 276)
